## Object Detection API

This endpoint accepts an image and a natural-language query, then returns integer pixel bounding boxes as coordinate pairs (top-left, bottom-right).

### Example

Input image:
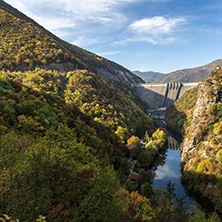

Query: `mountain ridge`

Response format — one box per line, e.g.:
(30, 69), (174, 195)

(132, 71), (163, 83)
(134, 59), (222, 83)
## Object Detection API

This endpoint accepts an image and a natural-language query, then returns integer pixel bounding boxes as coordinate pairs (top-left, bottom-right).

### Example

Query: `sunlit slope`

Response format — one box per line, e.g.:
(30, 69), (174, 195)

(0, 0), (143, 83)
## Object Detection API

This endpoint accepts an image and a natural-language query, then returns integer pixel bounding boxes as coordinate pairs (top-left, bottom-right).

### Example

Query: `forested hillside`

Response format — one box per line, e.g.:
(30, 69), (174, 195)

(0, 8), (85, 71)
(0, 72), (128, 220)
(0, 0), (143, 83)
(3, 69), (153, 138)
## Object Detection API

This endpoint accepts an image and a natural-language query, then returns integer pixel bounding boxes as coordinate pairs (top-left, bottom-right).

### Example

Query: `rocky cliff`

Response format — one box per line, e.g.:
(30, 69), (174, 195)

(181, 81), (218, 160)
(180, 66), (222, 213)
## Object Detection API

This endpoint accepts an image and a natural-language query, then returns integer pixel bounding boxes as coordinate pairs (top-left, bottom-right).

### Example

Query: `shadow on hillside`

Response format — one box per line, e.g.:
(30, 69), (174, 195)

(165, 104), (187, 135)
(181, 169), (222, 218)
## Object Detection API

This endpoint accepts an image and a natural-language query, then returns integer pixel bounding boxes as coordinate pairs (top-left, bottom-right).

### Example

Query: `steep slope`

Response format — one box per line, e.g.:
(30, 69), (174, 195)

(0, 0), (143, 84)
(0, 7), (85, 72)
(5, 69), (153, 138)
(132, 71), (163, 83)
(168, 66), (222, 213)
(152, 60), (222, 83)
(0, 72), (129, 220)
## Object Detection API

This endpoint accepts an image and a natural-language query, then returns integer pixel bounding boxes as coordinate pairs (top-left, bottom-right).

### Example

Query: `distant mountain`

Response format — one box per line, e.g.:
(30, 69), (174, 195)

(134, 60), (222, 83)
(0, 0), (143, 84)
(152, 60), (222, 83)
(132, 71), (163, 83)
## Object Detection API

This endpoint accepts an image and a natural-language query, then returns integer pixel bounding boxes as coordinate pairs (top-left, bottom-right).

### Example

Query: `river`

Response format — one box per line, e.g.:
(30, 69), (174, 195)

(152, 129), (195, 204)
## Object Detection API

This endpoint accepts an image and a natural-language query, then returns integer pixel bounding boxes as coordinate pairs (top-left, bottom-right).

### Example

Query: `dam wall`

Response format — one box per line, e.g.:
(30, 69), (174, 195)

(134, 82), (199, 110)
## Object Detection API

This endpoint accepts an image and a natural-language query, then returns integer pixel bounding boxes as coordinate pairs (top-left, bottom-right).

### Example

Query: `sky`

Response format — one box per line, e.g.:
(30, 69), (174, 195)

(4, 0), (222, 73)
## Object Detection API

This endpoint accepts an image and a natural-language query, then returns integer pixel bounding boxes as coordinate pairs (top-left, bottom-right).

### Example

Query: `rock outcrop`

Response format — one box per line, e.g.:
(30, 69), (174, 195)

(181, 81), (218, 161)
(180, 66), (222, 213)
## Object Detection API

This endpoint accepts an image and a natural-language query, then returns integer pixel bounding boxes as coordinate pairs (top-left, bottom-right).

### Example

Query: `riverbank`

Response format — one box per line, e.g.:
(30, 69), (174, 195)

(164, 124), (222, 218)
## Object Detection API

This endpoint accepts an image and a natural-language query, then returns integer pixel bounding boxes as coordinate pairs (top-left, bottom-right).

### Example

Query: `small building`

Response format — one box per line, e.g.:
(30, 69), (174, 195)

(129, 171), (139, 187)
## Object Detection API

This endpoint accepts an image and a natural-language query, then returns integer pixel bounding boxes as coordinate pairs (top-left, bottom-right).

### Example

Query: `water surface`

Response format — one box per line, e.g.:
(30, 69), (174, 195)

(153, 149), (194, 204)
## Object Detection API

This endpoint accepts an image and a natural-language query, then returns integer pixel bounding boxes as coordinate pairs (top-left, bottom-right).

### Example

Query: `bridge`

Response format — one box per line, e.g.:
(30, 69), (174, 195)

(134, 82), (199, 111)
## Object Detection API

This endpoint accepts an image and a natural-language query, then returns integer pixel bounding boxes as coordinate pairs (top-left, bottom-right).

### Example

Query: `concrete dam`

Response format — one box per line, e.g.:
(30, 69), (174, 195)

(134, 82), (200, 110)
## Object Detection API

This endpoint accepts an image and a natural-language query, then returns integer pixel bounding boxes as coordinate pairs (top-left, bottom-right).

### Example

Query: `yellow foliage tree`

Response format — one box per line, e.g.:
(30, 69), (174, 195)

(118, 189), (154, 221)
(127, 135), (140, 145)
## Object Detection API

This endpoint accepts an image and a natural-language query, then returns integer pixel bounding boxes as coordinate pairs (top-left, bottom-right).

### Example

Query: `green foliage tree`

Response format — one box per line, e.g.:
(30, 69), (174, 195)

(125, 179), (135, 193)
(188, 207), (221, 222)
(153, 182), (189, 222)
(141, 182), (154, 199)
(77, 168), (120, 222)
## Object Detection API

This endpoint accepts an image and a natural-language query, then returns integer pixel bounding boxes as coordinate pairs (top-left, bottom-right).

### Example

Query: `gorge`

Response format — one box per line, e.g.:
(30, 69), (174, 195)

(133, 70), (222, 217)
(1, 0), (222, 221)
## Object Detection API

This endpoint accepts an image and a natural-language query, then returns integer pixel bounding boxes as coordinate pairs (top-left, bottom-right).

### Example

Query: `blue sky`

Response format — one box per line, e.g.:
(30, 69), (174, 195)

(4, 0), (222, 73)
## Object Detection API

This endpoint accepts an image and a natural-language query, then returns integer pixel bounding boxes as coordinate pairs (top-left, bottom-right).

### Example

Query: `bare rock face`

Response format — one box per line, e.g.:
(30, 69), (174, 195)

(181, 81), (218, 161)
(97, 67), (144, 84)
(43, 62), (77, 73)
(42, 63), (144, 84)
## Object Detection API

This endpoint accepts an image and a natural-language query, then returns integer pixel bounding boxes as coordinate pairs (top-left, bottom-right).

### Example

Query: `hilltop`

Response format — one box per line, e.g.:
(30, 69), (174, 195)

(0, 0), (143, 84)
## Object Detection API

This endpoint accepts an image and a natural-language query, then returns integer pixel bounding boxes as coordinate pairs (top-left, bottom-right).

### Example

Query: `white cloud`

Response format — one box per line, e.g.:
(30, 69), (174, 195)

(116, 36), (176, 45)
(5, 0), (139, 26)
(34, 16), (76, 31)
(127, 16), (187, 44)
(130, 16), (186, 36)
